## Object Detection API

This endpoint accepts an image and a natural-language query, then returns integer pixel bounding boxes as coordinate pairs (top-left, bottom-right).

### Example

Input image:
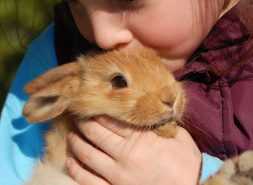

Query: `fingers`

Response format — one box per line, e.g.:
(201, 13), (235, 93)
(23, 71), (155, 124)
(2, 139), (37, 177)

(66, 158), (111, 185)
(94, 116), (136, 138)
(68, 133), (117, 180)
(175, 127), (197, 144)
(175, 127), (201, 156)
(77, 119), (126, 159)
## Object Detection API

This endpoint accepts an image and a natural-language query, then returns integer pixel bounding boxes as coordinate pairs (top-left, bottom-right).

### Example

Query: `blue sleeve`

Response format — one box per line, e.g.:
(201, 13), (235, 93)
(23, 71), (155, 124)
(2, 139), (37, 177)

(0, 24), (57, 185)
(200, 153), (224, 183)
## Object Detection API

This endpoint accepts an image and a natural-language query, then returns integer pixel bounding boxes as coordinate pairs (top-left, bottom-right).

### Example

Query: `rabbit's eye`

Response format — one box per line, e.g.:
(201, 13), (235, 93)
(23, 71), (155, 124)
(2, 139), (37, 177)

(111, 74), (128, 89)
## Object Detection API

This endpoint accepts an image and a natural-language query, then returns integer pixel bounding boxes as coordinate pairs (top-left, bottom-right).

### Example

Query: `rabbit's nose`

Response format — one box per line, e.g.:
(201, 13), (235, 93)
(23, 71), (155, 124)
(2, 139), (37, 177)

(160, 87), (176, 106)
(162, 100), (174, 108)
(161, 100), (175, 116)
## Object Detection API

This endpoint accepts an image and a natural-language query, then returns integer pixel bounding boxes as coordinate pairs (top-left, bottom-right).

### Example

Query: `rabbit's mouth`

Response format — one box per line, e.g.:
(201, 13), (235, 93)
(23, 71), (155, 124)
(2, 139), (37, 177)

(116, 115), (177, 131)
(139, 116), (177, 130)
(150, 117), (175, 129)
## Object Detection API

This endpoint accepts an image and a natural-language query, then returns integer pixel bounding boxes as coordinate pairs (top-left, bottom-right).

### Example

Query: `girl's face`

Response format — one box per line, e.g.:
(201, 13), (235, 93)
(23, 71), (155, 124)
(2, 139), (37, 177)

(70, 0), (233, 70)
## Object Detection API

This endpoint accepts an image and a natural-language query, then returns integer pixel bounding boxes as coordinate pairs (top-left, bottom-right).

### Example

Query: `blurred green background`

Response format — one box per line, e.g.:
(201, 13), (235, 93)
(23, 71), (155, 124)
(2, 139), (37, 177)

(0, 0), (60, 111)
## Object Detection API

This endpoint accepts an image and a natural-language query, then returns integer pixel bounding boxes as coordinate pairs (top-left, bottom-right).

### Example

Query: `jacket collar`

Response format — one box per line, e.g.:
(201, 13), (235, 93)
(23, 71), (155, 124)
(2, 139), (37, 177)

(176, 8), (253, 84)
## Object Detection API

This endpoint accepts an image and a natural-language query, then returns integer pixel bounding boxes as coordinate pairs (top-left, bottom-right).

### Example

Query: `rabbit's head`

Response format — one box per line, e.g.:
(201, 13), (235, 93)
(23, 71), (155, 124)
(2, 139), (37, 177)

(23, 48), (185, 129)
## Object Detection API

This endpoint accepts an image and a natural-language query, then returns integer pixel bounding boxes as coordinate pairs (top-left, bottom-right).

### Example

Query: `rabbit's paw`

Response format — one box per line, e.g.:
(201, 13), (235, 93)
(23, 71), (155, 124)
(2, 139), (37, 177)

(203, 150), (253, 185)
(153, 122), (177, 138)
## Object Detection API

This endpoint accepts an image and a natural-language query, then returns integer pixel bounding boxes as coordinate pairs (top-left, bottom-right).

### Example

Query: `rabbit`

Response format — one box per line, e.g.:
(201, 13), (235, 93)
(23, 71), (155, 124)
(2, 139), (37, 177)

(23, 47), (253, 185)
(23, 47), (186, 185)
(203, 150), (253, 185)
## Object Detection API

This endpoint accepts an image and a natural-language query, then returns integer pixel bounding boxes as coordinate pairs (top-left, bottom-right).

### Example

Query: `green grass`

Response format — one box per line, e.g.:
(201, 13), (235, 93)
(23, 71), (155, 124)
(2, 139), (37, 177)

(0, 0), (60, 110)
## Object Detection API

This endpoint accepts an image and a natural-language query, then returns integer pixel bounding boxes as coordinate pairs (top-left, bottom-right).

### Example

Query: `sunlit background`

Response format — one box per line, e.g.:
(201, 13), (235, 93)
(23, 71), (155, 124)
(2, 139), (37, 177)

(0, 0), (60, 110)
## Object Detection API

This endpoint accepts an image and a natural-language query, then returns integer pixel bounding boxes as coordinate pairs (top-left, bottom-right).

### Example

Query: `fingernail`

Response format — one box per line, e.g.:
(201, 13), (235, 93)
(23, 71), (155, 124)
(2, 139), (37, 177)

(95, 116), (106, 123)
(93, 117), (100, 123)
(68, 132), (75, 141)
(66, 158), (71, 166)
(66, 158), (73, 167)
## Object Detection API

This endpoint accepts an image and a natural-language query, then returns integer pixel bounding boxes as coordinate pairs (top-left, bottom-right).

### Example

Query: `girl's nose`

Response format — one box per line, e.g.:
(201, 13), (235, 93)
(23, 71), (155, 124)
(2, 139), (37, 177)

(90, 11), (133, 50)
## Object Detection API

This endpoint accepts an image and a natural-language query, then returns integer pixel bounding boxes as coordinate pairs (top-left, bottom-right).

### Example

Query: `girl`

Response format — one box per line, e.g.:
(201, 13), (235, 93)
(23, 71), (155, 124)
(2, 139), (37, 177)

(0, 0), (252, 185)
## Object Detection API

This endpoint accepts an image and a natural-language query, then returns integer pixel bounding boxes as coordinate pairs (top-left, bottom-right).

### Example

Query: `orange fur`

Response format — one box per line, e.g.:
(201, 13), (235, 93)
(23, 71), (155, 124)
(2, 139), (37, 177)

(23, 47), (186, 185)
(23, 47), (253, 185)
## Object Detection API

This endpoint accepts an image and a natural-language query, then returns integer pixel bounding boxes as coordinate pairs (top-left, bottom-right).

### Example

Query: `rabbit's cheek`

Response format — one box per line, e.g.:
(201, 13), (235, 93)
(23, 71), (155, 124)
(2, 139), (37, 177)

(172, 89), (186, 121)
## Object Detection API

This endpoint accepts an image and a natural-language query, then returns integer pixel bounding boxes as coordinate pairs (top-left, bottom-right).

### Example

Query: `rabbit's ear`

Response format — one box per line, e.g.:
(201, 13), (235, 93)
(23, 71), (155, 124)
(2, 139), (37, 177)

(25, 62), (80, 95)
(23, 62), (81, 123)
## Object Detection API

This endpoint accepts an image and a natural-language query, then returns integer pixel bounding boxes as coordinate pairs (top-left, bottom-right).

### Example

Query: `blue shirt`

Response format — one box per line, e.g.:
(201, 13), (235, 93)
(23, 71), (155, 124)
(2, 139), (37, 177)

(0, 24), (223, 185)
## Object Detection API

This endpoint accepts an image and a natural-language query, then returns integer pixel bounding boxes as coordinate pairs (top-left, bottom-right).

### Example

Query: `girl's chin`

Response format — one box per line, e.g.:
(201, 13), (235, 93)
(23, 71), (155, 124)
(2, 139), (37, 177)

(160, 58), (186, 72)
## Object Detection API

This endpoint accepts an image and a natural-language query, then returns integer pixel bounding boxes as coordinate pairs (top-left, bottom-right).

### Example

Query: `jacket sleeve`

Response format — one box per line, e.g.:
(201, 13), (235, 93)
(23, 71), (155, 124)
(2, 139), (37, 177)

(0, 24), (57, 185)
(183, 68), (253, 159)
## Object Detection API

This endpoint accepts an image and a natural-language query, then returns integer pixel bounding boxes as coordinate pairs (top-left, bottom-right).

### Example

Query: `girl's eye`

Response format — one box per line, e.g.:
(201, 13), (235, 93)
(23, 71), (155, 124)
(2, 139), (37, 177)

(110, 74), (128, 89)
(120, 0), (136, 4)
(116, 0), (142, 9)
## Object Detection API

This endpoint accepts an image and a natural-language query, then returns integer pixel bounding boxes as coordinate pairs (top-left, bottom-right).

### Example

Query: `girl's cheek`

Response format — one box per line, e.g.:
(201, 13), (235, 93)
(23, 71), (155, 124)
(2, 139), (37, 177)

(127, 17), (198, 58)
(125, 3), (201, 58)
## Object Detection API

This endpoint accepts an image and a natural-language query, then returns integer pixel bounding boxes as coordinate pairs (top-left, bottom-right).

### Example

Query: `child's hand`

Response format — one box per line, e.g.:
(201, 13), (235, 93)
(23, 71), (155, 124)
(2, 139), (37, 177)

(66, 116), (201, 185)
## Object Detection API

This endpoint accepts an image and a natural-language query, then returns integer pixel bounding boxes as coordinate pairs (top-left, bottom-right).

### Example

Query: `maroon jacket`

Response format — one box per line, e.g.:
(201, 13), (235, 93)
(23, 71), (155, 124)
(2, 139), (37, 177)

(54, 2), (253, 159)
(176, 10), (253, 159)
